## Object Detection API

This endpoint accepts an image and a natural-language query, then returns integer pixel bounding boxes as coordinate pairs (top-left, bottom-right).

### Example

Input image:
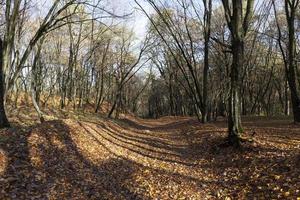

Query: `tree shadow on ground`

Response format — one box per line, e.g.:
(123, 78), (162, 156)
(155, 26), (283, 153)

(106, 117), (300, 199)
(0, 120), (147, 199)
(0, 117), (299, 199)
(118, 118), (200, 132)
(78, 121), (196, 167)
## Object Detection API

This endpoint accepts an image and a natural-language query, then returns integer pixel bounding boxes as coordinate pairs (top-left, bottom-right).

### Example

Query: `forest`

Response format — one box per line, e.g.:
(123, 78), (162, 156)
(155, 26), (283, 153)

(0, 0), (299, 199)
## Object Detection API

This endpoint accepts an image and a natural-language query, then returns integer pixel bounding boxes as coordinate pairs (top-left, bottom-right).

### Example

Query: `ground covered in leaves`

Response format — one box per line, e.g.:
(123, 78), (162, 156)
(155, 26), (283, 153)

(0, 109), (300, 199)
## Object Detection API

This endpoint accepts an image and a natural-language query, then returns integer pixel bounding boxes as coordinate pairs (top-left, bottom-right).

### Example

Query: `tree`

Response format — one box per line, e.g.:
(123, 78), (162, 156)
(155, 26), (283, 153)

(273, 0), (300, 123)
(221, 0), (255, 146)
(200, 0), (212, 122)
(107, 28), (150, 118)
(0, 0), (96, 128)
(31, 37), (46, 123)
(136, 0), (212, 122)
(0, 38), (10, 128)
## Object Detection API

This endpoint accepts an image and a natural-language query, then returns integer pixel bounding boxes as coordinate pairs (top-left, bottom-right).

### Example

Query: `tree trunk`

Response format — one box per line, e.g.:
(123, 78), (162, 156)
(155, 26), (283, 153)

(222, 0), (254, 146)
(0, 38), (10, 128)
(201, 0), (212, 123)
(228, 39), (243, 146)
(31, 40), (45, 123)
(285, 80), (290, 116)
(95, 70), (105, 113)
(108, 99), (117, 118)
(108, 91), (120, 118)
(285, 1), (300, 122)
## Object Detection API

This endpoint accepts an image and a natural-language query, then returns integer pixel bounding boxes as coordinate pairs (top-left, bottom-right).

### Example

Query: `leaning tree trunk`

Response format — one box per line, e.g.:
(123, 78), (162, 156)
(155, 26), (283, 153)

(31, 84), (45, 123)
(108, 91), (120, 118)
(0, 38), (10, 128)
(31, 39), (45, 123)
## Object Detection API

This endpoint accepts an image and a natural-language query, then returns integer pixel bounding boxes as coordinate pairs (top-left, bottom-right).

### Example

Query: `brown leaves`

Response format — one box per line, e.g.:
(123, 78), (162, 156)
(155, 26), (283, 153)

(0, 114), (300, 199)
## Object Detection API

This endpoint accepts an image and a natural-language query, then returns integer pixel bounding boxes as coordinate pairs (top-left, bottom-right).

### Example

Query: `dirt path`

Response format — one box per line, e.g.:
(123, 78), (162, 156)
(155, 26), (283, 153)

(0, 115), (299, 199)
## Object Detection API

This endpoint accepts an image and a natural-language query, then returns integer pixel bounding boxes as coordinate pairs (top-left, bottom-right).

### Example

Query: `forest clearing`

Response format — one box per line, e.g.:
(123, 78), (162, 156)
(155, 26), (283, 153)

(0, 108), (299, 199)
(0, 0), (300, 199)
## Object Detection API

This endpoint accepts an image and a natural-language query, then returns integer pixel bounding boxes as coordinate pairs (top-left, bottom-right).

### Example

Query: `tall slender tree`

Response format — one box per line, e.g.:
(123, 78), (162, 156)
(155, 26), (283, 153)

(201, 0), (212, 123)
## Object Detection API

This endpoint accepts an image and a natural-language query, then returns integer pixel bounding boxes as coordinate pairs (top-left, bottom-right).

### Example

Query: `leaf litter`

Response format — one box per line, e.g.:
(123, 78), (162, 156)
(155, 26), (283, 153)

(0, 113), (299, 199)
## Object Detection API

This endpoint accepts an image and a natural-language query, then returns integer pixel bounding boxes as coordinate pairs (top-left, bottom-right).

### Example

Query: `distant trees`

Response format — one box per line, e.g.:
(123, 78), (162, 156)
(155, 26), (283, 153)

(1, 0), (300, 149)
(107, 29), (150, 118)
(137, 0), (300, 146)
(0, 0), (84, 128)
(273, 0), (300, 123)
(136, 0), (214, 122)
(0, 0), (149, 127)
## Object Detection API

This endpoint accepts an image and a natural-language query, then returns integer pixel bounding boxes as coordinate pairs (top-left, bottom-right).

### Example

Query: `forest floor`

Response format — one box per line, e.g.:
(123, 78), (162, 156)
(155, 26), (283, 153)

(0, 107), (300, 199)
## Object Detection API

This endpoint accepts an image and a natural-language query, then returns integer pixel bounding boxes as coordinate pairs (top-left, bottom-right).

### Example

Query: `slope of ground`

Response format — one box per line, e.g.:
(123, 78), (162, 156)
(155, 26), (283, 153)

(0, 109), (299, 199)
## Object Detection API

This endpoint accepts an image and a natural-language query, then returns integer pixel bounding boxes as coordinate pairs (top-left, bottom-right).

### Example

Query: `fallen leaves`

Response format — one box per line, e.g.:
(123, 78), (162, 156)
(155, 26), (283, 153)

(0, 113), (299, 199)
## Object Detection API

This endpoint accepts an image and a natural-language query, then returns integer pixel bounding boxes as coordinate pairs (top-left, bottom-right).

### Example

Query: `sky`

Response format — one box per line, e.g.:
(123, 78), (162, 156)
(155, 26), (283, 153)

(33, 0), (267, 42)
(33, 0), (153, 43)
(108, 0), (153, 42)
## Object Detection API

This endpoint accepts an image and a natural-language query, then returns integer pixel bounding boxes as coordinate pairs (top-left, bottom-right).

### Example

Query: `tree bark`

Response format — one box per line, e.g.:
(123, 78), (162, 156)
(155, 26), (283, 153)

(222, 0), (254, 146)
(31, 39), (45, 123)
(228, 38), (243, 146)
(201, 0), (212, 123)
(285, 0), (300, 122)
(0, 38), (10, 128)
